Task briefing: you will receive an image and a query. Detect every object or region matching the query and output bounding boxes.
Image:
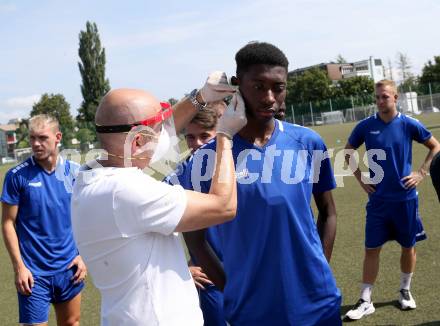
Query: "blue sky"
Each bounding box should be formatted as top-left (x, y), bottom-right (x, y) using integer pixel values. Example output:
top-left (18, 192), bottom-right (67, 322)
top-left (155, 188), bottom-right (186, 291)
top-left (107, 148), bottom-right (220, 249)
top-left (1, 0), bottom-right (439, 124)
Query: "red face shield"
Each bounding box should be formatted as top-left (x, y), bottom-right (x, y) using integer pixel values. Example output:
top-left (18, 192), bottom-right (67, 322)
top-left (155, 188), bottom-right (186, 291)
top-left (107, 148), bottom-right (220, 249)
top-left (95, 102), bottom-right (172, 133)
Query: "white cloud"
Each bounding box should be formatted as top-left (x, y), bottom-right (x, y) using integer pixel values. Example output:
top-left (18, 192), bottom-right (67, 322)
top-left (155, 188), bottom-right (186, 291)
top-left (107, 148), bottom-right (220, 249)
top-left (0, 107), bottom-right (31, 125)
top-left (4, 95), bottom-right (41, 109)
top-left (0, 95), bottom-right (41, 124)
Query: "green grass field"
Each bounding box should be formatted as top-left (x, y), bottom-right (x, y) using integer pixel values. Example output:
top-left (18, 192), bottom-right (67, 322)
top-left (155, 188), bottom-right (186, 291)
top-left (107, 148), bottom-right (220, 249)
top-left (1, 113), bottom-right (440, 325)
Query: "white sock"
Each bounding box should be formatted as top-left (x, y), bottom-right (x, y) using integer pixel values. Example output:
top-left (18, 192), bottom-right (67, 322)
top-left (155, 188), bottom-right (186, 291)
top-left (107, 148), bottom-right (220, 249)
top-left (400, 272), bottom-right (413, 290)
top-left (360, 283), bottom-right (373, 303)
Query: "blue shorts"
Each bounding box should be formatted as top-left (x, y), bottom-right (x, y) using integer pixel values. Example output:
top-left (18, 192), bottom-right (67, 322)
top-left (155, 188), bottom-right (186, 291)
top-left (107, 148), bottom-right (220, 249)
top-left (18, 267), bottom-right (85, 324)
top-left (365, 197), bottom-right (427, 249)
top-left (199, 284), bottom-right (226, 326)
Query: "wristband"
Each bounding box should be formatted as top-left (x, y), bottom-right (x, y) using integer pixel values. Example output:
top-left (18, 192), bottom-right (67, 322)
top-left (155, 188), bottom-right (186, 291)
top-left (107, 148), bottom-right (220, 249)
top-left (189, 89), bottom-right (207, 111)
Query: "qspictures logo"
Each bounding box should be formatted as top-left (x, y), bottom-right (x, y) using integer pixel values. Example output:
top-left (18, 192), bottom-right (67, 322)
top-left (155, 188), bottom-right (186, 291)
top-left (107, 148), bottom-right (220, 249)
top-left (57, 142), bottom-right (386, 192)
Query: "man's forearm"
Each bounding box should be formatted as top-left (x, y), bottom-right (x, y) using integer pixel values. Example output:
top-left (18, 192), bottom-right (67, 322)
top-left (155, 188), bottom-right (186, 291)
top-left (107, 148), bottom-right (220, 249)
top-left (353, 168), bottom-right (363, 182)
top-left (172, 96), bottom-right (200, 135)
top-left (182, 136), bottom-right (235, 279)
top-left (317, 213), bottom-right (337, 262)
top-left (208, 134), bottom-right (236, 218)
top-left (2, 221), bottom-right (25, 272)
top-left (344, 146), bottom-right (363, 182)
top-left (183, 230), bottom-right (226, 290)
top-left (419, 146), bottom-right (440, 176)
top-left (418, 137), bottom-right (440, 175)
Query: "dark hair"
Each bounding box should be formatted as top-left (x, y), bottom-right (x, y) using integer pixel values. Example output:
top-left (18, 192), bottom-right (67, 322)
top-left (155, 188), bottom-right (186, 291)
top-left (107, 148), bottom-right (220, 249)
top-left (235, 41), bottom-right (289, 77)
top-left (189, 105), bottom-right (218, 130)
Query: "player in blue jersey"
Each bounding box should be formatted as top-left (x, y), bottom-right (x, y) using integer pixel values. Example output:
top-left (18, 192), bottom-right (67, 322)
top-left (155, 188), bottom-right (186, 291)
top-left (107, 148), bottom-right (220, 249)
top-left (344, 80), bottom-right (440, 320)
top-left (1, 114), bottom-right (87, 325)
top-left (167, 105), bottom-right (227, 326)
top-left (181, 42), bottom-right (341, 325)
top-left (185, 106), bottom-right (218, 155)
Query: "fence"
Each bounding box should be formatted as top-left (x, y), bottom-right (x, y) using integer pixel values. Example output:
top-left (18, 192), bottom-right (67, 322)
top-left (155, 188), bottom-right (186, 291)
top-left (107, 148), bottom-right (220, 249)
top-left (14, 147), bottom-right (32, 162)
top-left (286, 91), bottom-right (440, 126)
top-left (417, 93), bottom-right (440, 112)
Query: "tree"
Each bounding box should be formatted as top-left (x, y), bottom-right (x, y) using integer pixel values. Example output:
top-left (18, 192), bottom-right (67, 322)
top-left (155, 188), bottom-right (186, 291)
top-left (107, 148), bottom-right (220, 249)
top-left (419, 56), bottom-right (440, 94)
top-left (335, 54), bottom-right (347, 64)
top-left (335, 76), bottom-right (375, 98)
top-left (286, 68), bottom-right (332, 104)
top-left (31, 94), bottom-right (75, 147)
top-left (387, 58), bottom-right (394, 81)
top-left (15, 119), bottom-right (30, 148)
top-left (395, 52), bottom-right (413, 84)
top-left (77, 21), bottom-right (110, 131)
top-left (75, 128), bottom-right (95, 152)
top-left (334, 76), bottom-right (375, 106)
top-left (399, 76), bottom-right (419, 93)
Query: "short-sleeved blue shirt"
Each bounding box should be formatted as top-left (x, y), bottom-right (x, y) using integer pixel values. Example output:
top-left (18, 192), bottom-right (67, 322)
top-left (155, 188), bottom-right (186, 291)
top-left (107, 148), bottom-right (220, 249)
top-left (181, 120), bottom-right (341, 325)
top-left (348, 113), bottom-right (432, 201)
top-left (1, 156), bottom-right (80, 276)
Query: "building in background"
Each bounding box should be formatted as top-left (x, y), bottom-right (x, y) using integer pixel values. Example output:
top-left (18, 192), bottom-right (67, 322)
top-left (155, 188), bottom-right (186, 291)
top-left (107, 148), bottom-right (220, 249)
top-left (341, 57), bottom-right (385, 82)
top-left (0, 130), bottom-right (8, 159)
top-left (0, 124), bottom-right (19, 159)
top-left (289, 63), bottom-right (344, 81)
top-left (0, 123), bottom-right (19, 164)
top-left (289, 56), bottom-right (385, 83)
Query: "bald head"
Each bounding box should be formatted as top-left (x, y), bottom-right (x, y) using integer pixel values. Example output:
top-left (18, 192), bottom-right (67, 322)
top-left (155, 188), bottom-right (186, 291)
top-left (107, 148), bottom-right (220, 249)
top-left (96, 89), bottom-right (162, 126)
top-left (95, 89), bottom-right (163, 157)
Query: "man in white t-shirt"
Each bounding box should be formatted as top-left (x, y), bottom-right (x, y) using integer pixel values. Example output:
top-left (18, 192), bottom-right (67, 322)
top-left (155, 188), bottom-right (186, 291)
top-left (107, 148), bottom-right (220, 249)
top-left (71, 73), bottom-right (246, 326)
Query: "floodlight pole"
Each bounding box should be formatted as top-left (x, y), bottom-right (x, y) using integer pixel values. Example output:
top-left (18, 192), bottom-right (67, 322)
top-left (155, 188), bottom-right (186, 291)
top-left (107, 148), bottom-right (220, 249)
top-left (309, 102), bottom-right (314, 126)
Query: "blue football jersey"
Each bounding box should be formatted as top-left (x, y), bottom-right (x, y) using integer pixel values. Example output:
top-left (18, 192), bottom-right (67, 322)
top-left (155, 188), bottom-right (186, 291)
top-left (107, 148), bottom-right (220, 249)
top-left (348, 113), bottom-right (432, 201)
top-left (1, 156), bottom-right (80, 275)
top-left (182, 120), bottom-right (341, 325)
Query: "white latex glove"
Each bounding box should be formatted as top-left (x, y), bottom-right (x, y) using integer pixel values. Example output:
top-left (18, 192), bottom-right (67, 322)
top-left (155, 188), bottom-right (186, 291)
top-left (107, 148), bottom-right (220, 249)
top-left (199, 71), bottom-right (237, 103)
top-left (216, 91), bottom-right (247, 139)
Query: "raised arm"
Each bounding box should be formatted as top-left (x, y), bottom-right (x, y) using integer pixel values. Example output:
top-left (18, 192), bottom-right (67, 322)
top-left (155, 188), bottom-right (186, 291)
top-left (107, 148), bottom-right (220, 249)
top-left (175, 92), bottom-right (246, 232)
top-left (172, 71), bottom-right (236, 134)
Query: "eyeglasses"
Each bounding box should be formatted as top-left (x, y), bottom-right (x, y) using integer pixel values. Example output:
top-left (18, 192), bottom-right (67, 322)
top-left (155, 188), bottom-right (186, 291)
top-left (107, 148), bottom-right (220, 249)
top-left (96, 102), bottom-right (172, 133)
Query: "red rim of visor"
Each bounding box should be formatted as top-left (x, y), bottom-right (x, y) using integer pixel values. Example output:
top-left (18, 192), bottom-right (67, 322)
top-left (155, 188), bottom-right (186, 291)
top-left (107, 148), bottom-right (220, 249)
top-left (95, 101), bottom-right (173, 133)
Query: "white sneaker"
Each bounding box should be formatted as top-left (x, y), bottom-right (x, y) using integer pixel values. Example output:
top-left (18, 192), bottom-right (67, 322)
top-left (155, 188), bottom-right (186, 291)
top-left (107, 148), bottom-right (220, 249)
top-left (399, 289), bottom-right (416, 310)
top-left (345, 299), bottom-right (375, 320)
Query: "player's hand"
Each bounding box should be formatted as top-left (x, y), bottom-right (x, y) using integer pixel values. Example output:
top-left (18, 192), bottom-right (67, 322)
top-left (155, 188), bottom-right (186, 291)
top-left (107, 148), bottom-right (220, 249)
top-left (356, 177), bottom-right (376, 194)
top-left (199, 71), bottom-right (237, 103)
top-left (216, 91), bottom-right (247, 139)
top-left (401, 171), bottom-right (424, 189)
top-left (15, 265), bottom-right (34, 296)
top-left (189, 266), bottom-right (213, 290)
top-left (211, 101), bottom-right (228, 117)
top-left (68, 255), bottom-right (87, 284)
top-left (360, 182), bottom-right (376, 194)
